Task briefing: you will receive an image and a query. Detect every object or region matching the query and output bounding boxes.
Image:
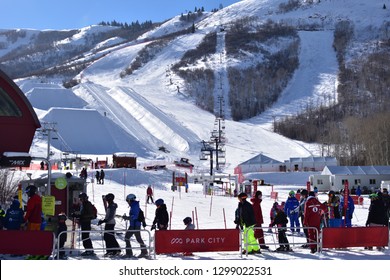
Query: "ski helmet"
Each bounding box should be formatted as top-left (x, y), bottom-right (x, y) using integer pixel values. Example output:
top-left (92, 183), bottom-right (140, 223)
top-left (328, 190), bottom-right (335, 196)
top-left (238, 192), bottom-right (248, 199)
top-left (25, 185), bottom-right (37, 194)
top-left (79, 192), bottom-right (88, 200)
top-left (183, 217), bottom-right (192, 225)
top-left (289, 190), bottom-right (295, 196)
top-left (105, 193), bottom-right (115, 201)
top-left (300, 189), bottom-right (308, 196)
top-left (58, 212), bottom-right (67, 221)
top-left (126, 194), bottom-right (136, 202)
top-left (155, 198), bottom-right (164, 206)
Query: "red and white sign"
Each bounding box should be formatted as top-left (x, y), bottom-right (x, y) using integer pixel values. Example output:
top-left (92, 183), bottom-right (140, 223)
top-left (155, 229), bottom-right (240, 254)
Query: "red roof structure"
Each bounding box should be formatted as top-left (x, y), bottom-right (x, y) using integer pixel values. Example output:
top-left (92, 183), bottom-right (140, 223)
top-left (0, 69), bottom-right (41, 157)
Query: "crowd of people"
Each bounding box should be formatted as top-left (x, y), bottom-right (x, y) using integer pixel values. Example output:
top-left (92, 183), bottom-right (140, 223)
top-left (234, 187), bottom-right (390, 254)
top-left (1, 181), bottom-right (389, 259)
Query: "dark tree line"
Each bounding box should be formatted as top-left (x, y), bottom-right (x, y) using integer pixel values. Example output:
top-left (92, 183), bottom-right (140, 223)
top-left (274, 20), bottom-right (390, 166)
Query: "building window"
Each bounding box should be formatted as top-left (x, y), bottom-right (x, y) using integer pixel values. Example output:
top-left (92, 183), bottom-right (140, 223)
top-left (317, 179), bottom-right (323, 185)
top-left (0, 87), bottom-right (22, 117)
top-left (354, 179), bottom-right (361, 185)
top-left (369, 179), bottom-right (376, 185)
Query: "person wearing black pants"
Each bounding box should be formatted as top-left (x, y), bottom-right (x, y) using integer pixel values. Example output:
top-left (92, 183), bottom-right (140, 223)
top-left (98, 193), bottom-right (121, 257)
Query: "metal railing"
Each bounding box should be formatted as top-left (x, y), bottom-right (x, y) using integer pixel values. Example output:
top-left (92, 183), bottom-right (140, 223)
top-left (56, 228), bottom-right (152, 260)
top-left (241, 226), bottom-right (319, 257)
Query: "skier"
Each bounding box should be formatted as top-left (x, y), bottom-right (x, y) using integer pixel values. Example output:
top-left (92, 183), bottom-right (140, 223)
top-left (284, 190), bottom-right (300, 234)
top-left (24, 185), bottom-right (42, 231)
top-left (270, 206), bottom-right (291, 252)
top-left (98, 193), bottom-right (121, 257)
top-left (365, 192), bottom-right (387, 250)
top-left (234, 192), bottom-right (260, 254)
top-left (151, 198), bottom-right (169, 230)
top-left (0, 206), bottom-right (5, 230)
top-left (303, 191), bottom-right (327, 253)
top-left (268, 202), bottom-right (279, 233)
top-left (183, 216), bottom-right (195, 230)
top-left (327, 190), bottom-right (342, 227)
top-left (122, 194), bottom-right (148, 258)
top-left (4, 199), bottom-right (24, 230)
top-left (250, 190), bottom-right (269, 249)
top-left (72, 192), bottom-right (95, 256)
top-left (99, 169), bottom-right (105, 184)
top-left (146, 185), bottom-right (154, 204)
top-left (183, 216), bottom-right (195, 256)
top-left (339, 189), bottom-right (355, 227)
top-left (56, 213), bottom-right (68, 259)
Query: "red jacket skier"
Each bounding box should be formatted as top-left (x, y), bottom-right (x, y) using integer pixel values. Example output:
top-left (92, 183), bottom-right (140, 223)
top-left (250, 191), bottom-right (269, 249)
top-left (24, 185), bottom-right (42, 231)
top-left (303, 191), bottom-right (327, 253)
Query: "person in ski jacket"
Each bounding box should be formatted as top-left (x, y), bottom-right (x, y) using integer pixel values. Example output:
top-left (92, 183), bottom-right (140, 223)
top-left (366, 193), bottom-right (387, 226)
top-left (250, 190), bottom-right (269, 249)
top-left (24, 185), bottom-right (42, 231)
top-left (284, 191), bottom-right (300, 233)
top-left (271, 206), bottom-right (290, 251)
top-left (151, 198), bottom-right (169, 230)
top-left (73, 192), bottom-right (95, 256)
top-left (365, 192), bottom-right (388, 250)
top-left (327, 190), bottom-right (342, 227)
top-left (339, 189), bottom-right (355, 227)
top-left (123, 194), bottom-right (148, 258)
top-left (56, 213), bottom-right (68, 259)
top-left (146, 185), bottom-right (154, 204)
top-left (95, 171), bottom-right (100, 184)
top-left (235, 192), bottom-right (260, 254)
top-left (303, 191), bottom-right (327, 253)
top-left (98, 193), bottom-right (121, 256)
top-left (99, 169), bottom-right (105, 184)
top-left (268, 202), bottom-right (279, 233)
top-left (4, 199), bottom-right (24, 230)
top-left (381, 188), bottom-right (390, 227)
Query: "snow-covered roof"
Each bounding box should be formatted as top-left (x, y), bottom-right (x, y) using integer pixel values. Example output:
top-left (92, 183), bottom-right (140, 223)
top-left (323, 166), bottom-right (390, 175)
top-left (239, 153), bottom-right (282, 166)
top-left (287, 156), bottom-right (337, 163)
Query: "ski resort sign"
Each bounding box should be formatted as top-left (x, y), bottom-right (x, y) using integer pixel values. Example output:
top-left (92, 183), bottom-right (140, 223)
top-left (154, 229), bottom-right (240, 254)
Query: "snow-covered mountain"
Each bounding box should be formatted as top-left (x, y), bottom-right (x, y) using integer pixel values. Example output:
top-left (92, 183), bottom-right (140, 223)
top-left (1, 0), bottom-right (388, 174)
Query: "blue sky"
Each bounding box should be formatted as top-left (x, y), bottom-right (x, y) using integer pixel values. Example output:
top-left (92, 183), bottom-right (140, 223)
top-left (1, 0), bottom-right (240, 30)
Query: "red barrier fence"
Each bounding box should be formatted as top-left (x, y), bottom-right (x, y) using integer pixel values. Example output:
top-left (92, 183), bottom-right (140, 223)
top-left (154, 229), bottom-right (240, 254)
top-left (322, 226), bottom-right (389, 249)
top-left (0, 230), bottom-right (55, 255)
top-left (350, 195), bottom-right (364, 205)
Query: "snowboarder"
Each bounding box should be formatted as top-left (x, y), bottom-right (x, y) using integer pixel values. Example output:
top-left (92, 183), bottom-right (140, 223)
top-left (98, 193), bottom-right (121, 257)
top-left (303, 191), bottom-right (327, 253)
top-left (151, 198), bottom-right (169, 230)
top-left (146, 185), bottom-right (154, 204)
top-left (284, 190), bottom-right (300, 234)
top-left (250, 190), bottom-right (269, 249)
top-left (122, 194), bottom-right (148, 258)
top-left (234, 192), bottom-right (260, 254)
